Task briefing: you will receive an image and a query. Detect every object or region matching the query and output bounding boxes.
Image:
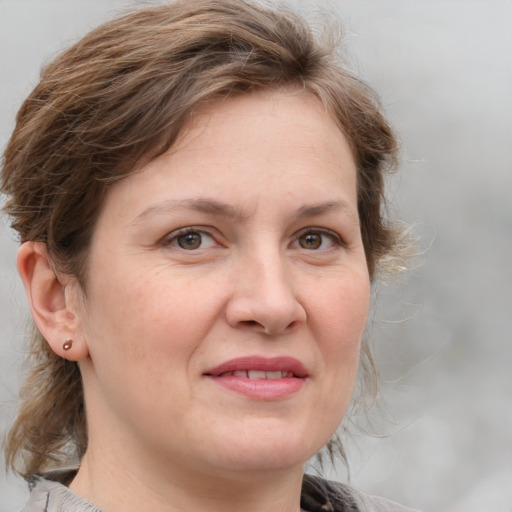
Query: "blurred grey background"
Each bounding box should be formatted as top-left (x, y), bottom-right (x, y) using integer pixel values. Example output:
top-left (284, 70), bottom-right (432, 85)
top-left (1, 1), bottom-right (511, 511)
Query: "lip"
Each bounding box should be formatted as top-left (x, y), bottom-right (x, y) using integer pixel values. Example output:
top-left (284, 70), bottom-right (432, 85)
top-left (205, 356), bottom-right (309, 378)
top-left (204, 356), bottom-right (309, 400)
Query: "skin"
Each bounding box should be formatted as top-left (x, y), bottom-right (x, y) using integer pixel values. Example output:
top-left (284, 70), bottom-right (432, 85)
top-left (18, 89), bottom-right (370, 512)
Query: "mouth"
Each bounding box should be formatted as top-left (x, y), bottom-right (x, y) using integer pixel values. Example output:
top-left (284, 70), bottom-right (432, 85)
top-left (215, 370), bottom-right (295, 379)
top-left (204, 356), bottom-right (309, 379)
top-left (204, 357), bottom-right (308, 400)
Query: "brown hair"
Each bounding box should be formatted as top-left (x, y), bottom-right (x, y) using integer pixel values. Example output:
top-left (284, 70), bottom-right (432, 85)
top-left (1, 0), bottom-right (406, 478)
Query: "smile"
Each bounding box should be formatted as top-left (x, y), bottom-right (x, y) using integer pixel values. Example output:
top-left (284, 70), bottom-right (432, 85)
top-left (218, 370), bottom-right (294, 379)
top-left (205, 356), bottom-right (309, 378)
top-left (205, 357), bottom-right (308, 400)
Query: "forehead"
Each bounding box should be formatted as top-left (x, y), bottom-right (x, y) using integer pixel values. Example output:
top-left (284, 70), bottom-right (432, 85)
top-left (175, 88), bottom-right (352, 162)
top-left (100, 89), bottom-right (358, 221)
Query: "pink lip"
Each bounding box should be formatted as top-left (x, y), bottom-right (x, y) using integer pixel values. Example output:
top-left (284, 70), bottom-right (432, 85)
top-left (205, 356), bottom-right (309, 377)
top-left (204, 356), bottom-right (309, 400)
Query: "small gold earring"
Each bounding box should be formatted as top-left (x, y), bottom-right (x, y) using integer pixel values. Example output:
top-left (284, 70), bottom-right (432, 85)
top-left (63, 339), bottom-right (73, 351)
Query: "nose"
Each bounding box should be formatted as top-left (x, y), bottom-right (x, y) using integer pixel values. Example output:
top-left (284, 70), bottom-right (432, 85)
top-left (225, 251), bottom-right (306, 335)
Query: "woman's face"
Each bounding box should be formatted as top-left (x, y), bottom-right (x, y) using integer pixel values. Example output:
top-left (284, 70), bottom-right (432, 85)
top-left (74, 89), bottom-right (370, 481)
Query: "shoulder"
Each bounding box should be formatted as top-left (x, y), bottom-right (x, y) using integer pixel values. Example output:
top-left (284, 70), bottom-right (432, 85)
top-left (20, 472), bottom-right (101, 512)
top-left (301, 474), bottom-right (422, 512)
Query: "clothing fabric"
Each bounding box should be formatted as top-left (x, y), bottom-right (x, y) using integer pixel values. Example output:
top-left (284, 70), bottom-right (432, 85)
top-left (21, 470), bottom-right (420, 512)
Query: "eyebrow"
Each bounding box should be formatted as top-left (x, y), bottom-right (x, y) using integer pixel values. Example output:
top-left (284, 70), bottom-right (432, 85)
top-left (131, 198), bottom-right (358, 225)
top-left (131, 198), bottom-right (246, 225)
top-left (296, 200), bottom-right (358, 222)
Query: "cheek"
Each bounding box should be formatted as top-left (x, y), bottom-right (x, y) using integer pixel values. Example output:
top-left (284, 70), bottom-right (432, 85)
top-left (78, 268), bottom-right (206, 415)
top-left (309, 272), bottom-right (370, 384)
top-left (311, 272), bottom-right (370, 343)
top-left (81, 264), bottom-right (222, 369)
top-left (302, 273), bottom-right (370, 441)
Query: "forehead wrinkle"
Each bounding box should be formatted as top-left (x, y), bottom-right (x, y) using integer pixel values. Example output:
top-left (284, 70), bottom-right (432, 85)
top-left (130, 198), bottom-right (248, 225)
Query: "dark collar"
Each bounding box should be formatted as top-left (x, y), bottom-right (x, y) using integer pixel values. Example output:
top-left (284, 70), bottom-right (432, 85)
top-left (301, 474), bottom-right (361, 512)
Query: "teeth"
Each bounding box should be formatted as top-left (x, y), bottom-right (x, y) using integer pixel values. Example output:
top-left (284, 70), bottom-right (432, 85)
top-left (246, 370), bottom-right (290, 379)
top-left (219, 370), bottom-right (293, 379)
top-left (248, 370), bottom-right (267, 380)
top-left (265, 371), bottom-right (283, 380)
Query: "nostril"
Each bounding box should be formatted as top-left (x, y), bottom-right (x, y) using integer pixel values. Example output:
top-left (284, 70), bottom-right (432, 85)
top-left (239, 319), bottom-right (297, 335)
top-left (226, 294), bottom-right (306, 335)
top-left (241, 320), bottom-right (261, 328)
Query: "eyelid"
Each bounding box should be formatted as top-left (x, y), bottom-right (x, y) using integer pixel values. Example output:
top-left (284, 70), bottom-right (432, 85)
top-left (160, 226), bottom-right (220, 249)
top-left (292, 227), bottom-right (346, 249)
top-left (158, 225), bottom-right (345, 250)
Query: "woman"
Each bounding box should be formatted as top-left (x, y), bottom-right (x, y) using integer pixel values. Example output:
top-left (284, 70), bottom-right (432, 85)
top-left (1, 1), bottom-right (416, 511)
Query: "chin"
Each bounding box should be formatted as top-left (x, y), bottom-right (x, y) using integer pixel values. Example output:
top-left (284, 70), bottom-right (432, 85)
top-left (200, 422), bottom-right (327, 476)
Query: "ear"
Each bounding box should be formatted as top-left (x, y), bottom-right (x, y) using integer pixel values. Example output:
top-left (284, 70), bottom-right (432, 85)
top-left (17, 241), bottom-right (89, 361)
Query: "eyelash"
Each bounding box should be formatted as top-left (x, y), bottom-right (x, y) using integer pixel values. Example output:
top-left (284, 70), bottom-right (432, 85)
top-left (161, 227), bottom-right (218, 250)
top-left (291, 228), bottom-right (345, 251)
top-left (161, 226), bottom-right (344, 253)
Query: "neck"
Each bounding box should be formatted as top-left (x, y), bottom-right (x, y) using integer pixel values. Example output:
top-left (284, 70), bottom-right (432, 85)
top-left (69, 447), bottom-right (306, 512)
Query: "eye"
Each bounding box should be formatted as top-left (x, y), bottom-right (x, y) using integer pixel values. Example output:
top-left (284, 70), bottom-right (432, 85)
top-left (164, 228), bottom-right (217, 251)
top-left (298, 233), bottom-right (323, 250)
top-left (293, 229), bottom-right (342, 251)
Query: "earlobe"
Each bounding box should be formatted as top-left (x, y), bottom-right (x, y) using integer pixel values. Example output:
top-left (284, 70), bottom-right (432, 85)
top-left (17, 242), bottom-right (89, 361)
